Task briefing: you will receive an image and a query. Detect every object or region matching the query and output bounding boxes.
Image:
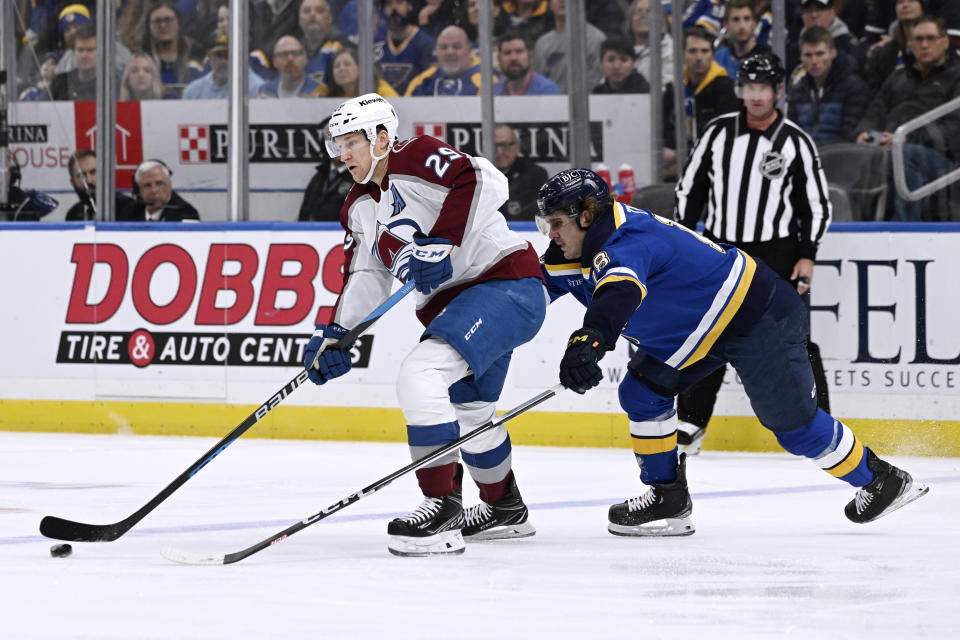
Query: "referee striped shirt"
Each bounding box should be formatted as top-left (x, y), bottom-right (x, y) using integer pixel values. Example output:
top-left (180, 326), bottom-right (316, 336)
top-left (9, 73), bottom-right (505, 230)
top-left (674, 109), bottom-right (831, 259)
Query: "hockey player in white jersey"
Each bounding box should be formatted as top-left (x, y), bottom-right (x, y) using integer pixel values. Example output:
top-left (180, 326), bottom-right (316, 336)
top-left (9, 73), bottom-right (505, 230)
top-left (303, 93), bottom-right (547, 556)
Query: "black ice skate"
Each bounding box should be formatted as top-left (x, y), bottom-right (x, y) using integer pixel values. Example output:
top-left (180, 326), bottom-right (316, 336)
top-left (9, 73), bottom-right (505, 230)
top-left (608, 453), bottom-right (695, 537)
top-left (845, 449), bottom-right (929, 524)
top-left (387, 465), bottom-right (465, 557)
top-left (463, 472), bottom-right (536, 541)
top-left (677, 421), bottom-right (706, 456)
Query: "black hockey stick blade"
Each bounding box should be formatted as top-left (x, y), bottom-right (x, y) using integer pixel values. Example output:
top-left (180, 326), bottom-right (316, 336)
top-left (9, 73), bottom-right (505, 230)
top-left (39, 282), bottom-right (416, 543)
top-left (161, 384), bottom-right (564, 565)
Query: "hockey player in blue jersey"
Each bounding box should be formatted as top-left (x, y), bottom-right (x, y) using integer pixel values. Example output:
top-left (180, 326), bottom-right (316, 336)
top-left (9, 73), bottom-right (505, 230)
top-left (537, 168), bottom-right (928, 536)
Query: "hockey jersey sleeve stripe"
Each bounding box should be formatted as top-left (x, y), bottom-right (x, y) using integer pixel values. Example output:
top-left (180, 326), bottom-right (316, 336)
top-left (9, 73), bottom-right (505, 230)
top-left (666, 250), bottom-right (756, 369)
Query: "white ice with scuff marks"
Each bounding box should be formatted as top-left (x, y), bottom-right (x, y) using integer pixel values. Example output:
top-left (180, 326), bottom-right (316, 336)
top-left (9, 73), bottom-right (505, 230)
top-left (0, 432), bottom-right (957, 639)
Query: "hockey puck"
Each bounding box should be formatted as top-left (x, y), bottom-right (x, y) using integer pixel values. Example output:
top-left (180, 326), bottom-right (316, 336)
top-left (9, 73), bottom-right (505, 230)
top-left (50, 543), bottom-right (72, 558)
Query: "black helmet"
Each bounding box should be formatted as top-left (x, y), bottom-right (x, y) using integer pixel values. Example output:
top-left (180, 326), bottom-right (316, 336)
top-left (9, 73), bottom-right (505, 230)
top-left (737, 52), bottom-right (785, 89)
top-left (536, 168), bottom-right (609, 233)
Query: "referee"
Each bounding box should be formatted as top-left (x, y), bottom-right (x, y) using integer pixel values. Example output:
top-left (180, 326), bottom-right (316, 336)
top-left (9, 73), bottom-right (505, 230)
top-left (673, 52), bottom-right (831, 453)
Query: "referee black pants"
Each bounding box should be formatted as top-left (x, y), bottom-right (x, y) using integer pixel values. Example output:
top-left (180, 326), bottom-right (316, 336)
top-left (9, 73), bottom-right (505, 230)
top-left (677, 236), bottom-right (831, 429)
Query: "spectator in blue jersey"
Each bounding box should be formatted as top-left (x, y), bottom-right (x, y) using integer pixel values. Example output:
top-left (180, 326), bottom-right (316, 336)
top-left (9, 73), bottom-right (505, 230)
top-left (141, 1), bottom-right (205, 99)
top-left (788, 27), bottom-right (868, 146)
top-left (665, 0), bottom-right (725, 34)
top-left (335, 0), bottom-right (388, 42)
top-left (714, 0), bottom-right (772, 79)
top-left (375, 0), bottom-right (436, 95)
top-left (296, 0), bottom-right (346, 87)
top-left (536, 167), bottom-right (927, 537)
top-left (534, 0), bottom-right (606, 93)
top-left (406, 25), bottom-right (495, 96)
top-left (257, 35), bottom-right (326, 98)
top-left (593, 36), bottom-right (650, 94)
top-left (863, 0), bottom-right (924, 91)
top-left (662, 26), bottom-right (739, 176)
top-left (494, 31), bottom-right (561, 95)
top-left (182, 30), bottom-right (266, 99)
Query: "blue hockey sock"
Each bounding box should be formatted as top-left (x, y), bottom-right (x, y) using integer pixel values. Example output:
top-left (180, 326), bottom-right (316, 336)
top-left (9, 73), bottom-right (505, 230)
top-left (775, 408), bottom-right (874, 487)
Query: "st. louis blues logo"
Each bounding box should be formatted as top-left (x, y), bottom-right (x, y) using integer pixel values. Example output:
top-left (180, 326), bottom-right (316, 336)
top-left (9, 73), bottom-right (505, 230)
top-left (390, 184), bottom-right (406, 217)
top-left (758, 150), bottom-right (786, 180)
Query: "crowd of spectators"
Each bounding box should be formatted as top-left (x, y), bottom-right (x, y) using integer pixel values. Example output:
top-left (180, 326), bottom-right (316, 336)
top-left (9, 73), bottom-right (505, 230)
top-left (8, 0), bottom-right (960, 221)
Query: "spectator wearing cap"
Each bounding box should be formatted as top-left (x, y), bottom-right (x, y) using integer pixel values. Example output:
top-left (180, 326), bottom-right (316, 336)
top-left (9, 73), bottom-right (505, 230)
top-left (375, 0), bottom-right (436, 95)
top-left (494, 31), bottom-right (561, 95)
top-left (52, 4), bottom-right (133, 79)
top-left (141, 0), bottom-right (205, 98)
top-left (788, 26), bottom-right (869, 146)
top-left (593, 36), bottom-right (650, 94)
top-left (787, 0), bottom-right (858, 73)
top-left (182, 30), bottom-right (266, 99)
top-left (19, 51), bottom-right (60, 101)
top-left (258, 35), bottom-right (326, 97)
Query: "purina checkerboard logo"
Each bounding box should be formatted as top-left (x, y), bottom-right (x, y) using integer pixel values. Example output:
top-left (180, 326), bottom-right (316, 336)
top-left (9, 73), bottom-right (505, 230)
top-left (414, 122), bottom-right (445, 138)
top-left (179, 125), bottom-right (210, 164)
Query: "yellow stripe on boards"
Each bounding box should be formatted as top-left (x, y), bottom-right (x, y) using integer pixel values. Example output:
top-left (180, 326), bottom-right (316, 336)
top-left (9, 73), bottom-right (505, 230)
top-left (1, 400), bottom-right (958, 457)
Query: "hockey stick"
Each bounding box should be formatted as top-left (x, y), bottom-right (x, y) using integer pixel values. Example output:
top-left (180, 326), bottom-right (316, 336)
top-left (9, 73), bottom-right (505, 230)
top-left (161, 383), bottom-right (564, 565)
top-left (39, 281), bottom-right (416, 543)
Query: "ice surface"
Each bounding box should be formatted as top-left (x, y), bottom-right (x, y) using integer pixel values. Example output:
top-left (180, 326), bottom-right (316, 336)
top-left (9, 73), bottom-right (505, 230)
top-left (1, 432), bottom-right (957, 639)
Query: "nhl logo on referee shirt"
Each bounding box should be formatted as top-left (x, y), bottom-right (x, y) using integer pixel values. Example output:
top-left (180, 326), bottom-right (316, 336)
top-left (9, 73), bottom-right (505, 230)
top-left (758, 150), bottom-right (786, 180)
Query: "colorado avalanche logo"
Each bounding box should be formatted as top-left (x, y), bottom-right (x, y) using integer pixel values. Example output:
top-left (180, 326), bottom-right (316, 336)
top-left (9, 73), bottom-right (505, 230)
top-left (758, 150), bottom-right (786, 180)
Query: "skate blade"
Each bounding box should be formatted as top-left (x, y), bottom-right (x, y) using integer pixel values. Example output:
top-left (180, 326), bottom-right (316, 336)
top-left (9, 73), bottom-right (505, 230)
top-left (608, 516), bottom-right (695, 537)
top-left (866, 480), bottom-right (930, 523)
top-left (464, 521), bottom-right (536, 541)
top-left (387, 530), bottom-right (465, 557)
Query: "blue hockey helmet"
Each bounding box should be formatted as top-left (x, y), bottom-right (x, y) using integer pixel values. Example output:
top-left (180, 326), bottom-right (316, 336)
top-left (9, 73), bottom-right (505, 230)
top-left (536, 168), bottom-right (610, 234)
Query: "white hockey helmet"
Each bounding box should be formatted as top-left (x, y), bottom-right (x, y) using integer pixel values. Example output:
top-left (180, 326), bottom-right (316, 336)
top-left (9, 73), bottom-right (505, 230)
top-left (325, 93), bottom-right (399, 182)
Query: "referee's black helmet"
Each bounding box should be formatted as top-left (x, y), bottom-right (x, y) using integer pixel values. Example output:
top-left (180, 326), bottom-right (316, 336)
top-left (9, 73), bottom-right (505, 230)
top-left (737, 52), bottom-right (786, 89)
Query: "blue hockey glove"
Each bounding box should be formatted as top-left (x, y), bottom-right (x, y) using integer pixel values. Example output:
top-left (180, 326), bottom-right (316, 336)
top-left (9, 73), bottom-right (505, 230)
top-left (559, 327), bottom-right (609, 394)
top-left (407, 232), bottom-right (454, 295)
top-left (303, 323), bottom-right (354, 386)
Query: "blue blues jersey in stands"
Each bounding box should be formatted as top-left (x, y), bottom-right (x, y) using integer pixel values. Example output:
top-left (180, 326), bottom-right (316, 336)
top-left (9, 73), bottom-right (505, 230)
top-left (541, 202), bottom-right (777, 369)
